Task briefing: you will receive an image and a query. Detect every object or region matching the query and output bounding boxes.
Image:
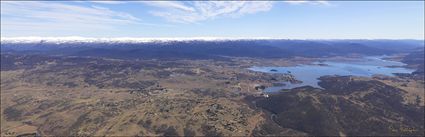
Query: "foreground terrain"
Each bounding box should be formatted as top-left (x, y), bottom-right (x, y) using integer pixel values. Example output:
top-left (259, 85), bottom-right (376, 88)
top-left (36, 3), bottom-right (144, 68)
top-left (1, 39), bottom-right (424, 136)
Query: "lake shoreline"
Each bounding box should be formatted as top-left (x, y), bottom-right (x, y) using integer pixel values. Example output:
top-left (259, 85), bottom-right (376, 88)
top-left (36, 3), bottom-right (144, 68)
top-left (248, 56), bottom-right (415, 92)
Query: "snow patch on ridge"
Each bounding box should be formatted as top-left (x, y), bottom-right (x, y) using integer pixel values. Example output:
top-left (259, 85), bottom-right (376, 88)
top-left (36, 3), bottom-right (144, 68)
top-left (1, 36), bottom-right (280, 44)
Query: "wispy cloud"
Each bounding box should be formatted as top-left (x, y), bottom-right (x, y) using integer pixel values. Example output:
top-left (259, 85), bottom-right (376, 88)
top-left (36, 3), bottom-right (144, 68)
top-left (143, 1), bottom-right (274, 23)
top-left (142, 1), bottom-right (195, 12)
top-left (284, 0), bottom-right (330, 6)
top-left (0, 1), bottom-right (141, 36)
top-left (90, 1), bottom-right (127, 4)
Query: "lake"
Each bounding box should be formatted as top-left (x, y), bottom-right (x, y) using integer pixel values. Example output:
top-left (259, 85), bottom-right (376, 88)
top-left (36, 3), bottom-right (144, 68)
top-left (248, 56), bottom-right (415, 92)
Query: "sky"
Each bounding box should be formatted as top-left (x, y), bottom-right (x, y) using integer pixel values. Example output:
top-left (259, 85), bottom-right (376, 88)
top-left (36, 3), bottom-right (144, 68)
top-left (1, 1), bottom-right (424, 39)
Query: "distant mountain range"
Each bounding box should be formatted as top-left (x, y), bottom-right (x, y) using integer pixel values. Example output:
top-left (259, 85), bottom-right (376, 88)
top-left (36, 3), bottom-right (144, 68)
top-left (1, 37), bottom-right (283, 43)
top-left (2, 37), bottom-right (424, 44)
top-left (1, 38), bottom-right (423, 60)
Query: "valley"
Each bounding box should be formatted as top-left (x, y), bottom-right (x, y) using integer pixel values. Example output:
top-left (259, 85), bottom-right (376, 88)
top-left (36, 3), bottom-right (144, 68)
top-left (0, 39), bottom-right (424, 136)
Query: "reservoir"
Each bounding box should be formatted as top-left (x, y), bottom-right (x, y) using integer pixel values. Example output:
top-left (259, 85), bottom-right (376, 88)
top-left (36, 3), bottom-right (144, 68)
top-left (248, 56), bottom-right (415, 92)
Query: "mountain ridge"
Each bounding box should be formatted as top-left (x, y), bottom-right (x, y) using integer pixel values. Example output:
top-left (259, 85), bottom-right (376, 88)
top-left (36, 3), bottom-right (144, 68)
top-left (2, 37), bottom-right (424, 44)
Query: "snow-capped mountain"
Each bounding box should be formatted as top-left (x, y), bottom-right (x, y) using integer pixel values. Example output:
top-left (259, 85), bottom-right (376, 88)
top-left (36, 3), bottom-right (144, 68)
top-left (1, 36), bottom-right (277, 44)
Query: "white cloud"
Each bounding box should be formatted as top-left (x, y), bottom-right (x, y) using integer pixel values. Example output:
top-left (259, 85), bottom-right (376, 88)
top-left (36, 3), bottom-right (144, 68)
top-left (284, 0), bottom-right (330, 5)
top-left (1, 1), bottom-right (141, 36)
top-left (90, 1), bottom-right (127, 4)
top-left (143, 1), bottom-right (274, 23)
top-left (142, 1), bottom-right (195, 12)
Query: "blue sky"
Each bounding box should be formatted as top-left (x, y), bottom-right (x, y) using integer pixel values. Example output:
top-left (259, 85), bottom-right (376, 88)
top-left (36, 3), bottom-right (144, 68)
top-left (1, 1), bottom-right (424, 39)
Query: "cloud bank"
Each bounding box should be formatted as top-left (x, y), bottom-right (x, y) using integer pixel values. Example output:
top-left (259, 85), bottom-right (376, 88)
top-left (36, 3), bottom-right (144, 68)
top-left (0, 1), bottom-right (141, 36)
top-left (0, 1), bottom-right (332, 37)
top-left (144, 1), bottom-right (274, 23)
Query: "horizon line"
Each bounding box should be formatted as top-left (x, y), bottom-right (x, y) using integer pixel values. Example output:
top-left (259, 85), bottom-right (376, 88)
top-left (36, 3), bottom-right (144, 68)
top-left (1, 36), bottom-right (424, 41)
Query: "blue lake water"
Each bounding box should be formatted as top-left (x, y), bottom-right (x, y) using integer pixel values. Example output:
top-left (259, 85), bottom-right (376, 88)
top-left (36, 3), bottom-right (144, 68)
top-left (248, 56), bottom-right (415, 92)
